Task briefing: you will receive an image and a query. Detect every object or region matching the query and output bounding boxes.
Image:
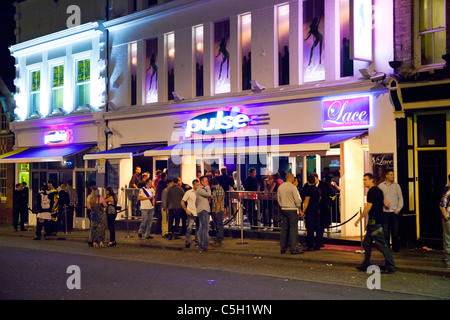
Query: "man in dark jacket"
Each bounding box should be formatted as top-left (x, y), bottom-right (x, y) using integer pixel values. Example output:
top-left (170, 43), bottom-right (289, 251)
top-left (312, 173), bottom-right (335, 249)
top-left (166, 177), bottom-right (185, 240)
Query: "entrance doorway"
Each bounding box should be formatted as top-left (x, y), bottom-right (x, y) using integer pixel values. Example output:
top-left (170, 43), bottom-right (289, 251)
top-left (418, 150), bottom-right (447, 239)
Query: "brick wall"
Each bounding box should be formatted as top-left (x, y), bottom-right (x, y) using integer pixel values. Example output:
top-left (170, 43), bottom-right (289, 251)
top-left (393, 0), bottom-right (414, 65)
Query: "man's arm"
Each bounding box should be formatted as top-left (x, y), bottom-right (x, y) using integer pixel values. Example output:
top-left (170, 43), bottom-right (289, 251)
top-left (303, 197), bottom-right (310, 213)
top-left (197, 186), bottom-right (211, 198)
top-left (355, 203), bottom-right (372, 227)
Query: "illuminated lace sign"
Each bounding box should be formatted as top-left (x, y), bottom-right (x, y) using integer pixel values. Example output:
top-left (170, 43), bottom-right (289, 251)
top-left (323, 96), bottom-right (371, 130)
top-left (44, 130), bottom-right (73, 145)
top-left (185, 110), bottom-right (251, 137)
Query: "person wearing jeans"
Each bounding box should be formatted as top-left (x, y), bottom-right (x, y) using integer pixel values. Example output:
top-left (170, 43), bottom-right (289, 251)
top-left (138, 180), bottom-right (155, 239)
top-left (196, 176), bottom-right (211, 252)
top-left (181, 179), bottom-right (199, 248)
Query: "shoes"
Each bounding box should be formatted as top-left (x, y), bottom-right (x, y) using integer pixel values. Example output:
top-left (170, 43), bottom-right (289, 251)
top-left (107, 241), bottom-right (117, 247)
top-left (145, 235), bottom-right (153, 239)
top-left (185, 243), bottom-right (191, 248)
top-left (381, 268), bottom-right (396, 274)
top-left (32, 236), bottom-right (41, 240)
top-left (290, 250), bottom-right (304, 255)
top-left (280, 249), bottom-right (286, 254)
top-left (138, 233), bottom-right (142, 238)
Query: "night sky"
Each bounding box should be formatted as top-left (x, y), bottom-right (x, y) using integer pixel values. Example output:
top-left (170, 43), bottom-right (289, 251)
top-left (0, 0), bottom-right (18, 93)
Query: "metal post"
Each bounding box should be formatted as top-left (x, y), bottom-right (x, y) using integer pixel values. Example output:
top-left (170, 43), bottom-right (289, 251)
top-left (236, 154), bottom-right (247, 245)
top-left (64, 204), bottom-right (67, 234)
top-left (124, 187), bottom-right (133, 238)
top-left (355, 207), bottom-right (364, 254)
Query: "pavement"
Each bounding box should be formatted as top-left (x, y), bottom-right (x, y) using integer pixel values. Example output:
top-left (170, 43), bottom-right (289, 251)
top-left (1, 225), bottom-right (449, 278)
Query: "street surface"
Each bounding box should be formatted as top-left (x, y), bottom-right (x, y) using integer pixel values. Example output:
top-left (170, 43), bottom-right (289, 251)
top-left (0, 235), bottom-right (448, 301)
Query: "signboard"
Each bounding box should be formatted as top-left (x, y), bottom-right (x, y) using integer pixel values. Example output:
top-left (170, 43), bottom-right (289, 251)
top-left (44, 129), bottom-right (73, 145)
top-left (185, 110), bottom-right (251, 137)
top-left (371, 153), bottom-right (393, 185)
top-left (322, 95), bottom-right (371, 130)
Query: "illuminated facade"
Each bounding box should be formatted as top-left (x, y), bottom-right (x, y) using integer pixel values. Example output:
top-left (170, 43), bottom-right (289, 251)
top-left (5, 0), bottom-right (403, 239)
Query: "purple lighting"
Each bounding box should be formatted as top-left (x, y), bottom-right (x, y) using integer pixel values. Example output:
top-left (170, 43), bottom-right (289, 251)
top-left (323, 95), bottom-right (371, 130)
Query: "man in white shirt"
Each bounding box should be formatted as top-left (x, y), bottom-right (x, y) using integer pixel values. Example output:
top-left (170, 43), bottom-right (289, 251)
top-left (138, 180), bottom-right (155, 239)
top-left (378, 170), bottom-right (404, 252)
top-left (277, 173), bottom-right (303, 254)
top-left (181, 179), bottom-right (199, 248)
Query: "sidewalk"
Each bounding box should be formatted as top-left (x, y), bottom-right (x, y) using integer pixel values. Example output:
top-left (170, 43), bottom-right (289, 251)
top-left (1, 226), bottom-right (449, 277)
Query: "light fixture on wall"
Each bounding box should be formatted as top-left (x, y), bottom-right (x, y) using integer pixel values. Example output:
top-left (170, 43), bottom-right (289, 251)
top-left (35, 110), bottom-right (43, 117)
top-left (107, 102), bottom-right (117, 111)
top-left (58, 107), bottom-right (67, 115)
top-left (172, 91), bottom-right (184, 103)
top-left (250, 80), bottom-right (265, 93)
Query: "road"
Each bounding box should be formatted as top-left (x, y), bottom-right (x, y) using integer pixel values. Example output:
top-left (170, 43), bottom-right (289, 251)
top-left (0, 235), bottom-right (448, 303)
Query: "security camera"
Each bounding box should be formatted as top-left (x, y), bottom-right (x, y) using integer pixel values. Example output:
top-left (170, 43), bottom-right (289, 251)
top-left (250, 80), bottom-right (265, 93)
top-left (370, 72), bottom-right (386, 82)
top-left (104, 126), bottom-right (113, 135)
top-left (172, 91), bottom-right (185, 103)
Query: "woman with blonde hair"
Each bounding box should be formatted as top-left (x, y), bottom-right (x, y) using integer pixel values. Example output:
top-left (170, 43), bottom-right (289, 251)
top-left (87, 186), bottom-right (107, 248)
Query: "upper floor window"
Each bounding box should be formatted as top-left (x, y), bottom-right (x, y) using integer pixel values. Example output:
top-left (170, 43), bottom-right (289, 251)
top-left (76, 59), bottom-right (90, 109)
top-left (419, 0), bottom-right (446, 65)
top-left (29, 69), bottom-right (41, 116)
top-left (51, 65), bottom-right (64, 113)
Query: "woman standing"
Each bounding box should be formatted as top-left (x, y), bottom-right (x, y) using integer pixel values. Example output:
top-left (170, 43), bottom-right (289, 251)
top-left (105, 187), bottom-right (118, 247)
top-left (87, 186), bottom-right (107, 248)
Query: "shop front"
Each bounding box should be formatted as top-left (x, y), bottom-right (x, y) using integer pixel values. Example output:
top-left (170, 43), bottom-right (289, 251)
top-left (103, 85), bottom-right (396, 238)
top-left (0, 117), bottom-right (101, 230)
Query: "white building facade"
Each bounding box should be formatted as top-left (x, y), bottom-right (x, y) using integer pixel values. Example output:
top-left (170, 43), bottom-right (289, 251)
top-left (5, 0), bottom-right (397, 237)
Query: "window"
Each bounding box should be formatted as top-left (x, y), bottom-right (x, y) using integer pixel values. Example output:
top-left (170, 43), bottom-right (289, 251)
top-left (240, 14), bottom-right (251, 91)
top-left (76, 59), bottom-right (90, 109)
top-left (194, 25), bottom-right (204, 97)
top-left (277, 4), bottom-right (289, 86)
top-left (145, 38), bottom-right (158, 103)
top-left (30, 69), bottom-right (40, 116)
top-left (303, 0), bottom-right (325, 82)
top-left (419, 0), bottom-right (446, 65)
top-left (166, 33), bottom-right (175, 101)
top-left (130, 42), bottom-right (137, 105)
top-left (51, 65), bottom-right (64, 112)
top-left (214, 19), bottom-right (230, 94)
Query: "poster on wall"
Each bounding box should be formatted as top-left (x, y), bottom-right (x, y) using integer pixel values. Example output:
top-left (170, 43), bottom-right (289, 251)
top-left (303, 0), bottom-right (325, 82)
top-left (350, 0), bottom-right (373, 61)
top-left (214, 19), bottom-right (230, 94)
top-left (145, 38), bottom-right (158, 103)
top-left (371, 153), bottom-right (393, 185)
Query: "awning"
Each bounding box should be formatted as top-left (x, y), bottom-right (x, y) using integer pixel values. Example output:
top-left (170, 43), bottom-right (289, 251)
top-left (0, 144), bottom-right (94, 163)
top-left (83, 143), bottom-right (167, 160)
top-left (144, 130), bottom-right (367, 157)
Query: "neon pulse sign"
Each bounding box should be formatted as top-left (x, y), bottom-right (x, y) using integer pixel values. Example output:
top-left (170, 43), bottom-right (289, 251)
top-left (185, 109), bottom-right (251, 137)
top-left (322, 95), bottom-right (371, 130)
top-left (44, 129), bottom-right (73, 145)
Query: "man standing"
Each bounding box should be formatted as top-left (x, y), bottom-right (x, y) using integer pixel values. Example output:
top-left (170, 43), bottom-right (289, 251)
top-left (312, 172), bottom-right (335, 250)
top-left (47, 181), bottom-right (59, 237)
top-left (161, 179), bottom-right (173, 238)
top-left (181, 179), bottom-right (199, 248)
top-left (439, 174), bottom-right (450, 269)
top-left (196, 176), bottom-right (211, 252)
top-left (243, 167), bottom-right (258, 228)
top-left (155, 172), bottom-right (168, 235)
top-left (66, 180), bottom-right (78, 231)
top-left (210, 178), bottom-right (225, 246)
top-left (13, 183), bottom-right (27, 232)
top-left (217, 166), bottom-right (234, 220)
top-left (58, 183), bottom-right (70, 233)
top-left (355, 173), bottom-right (396, 274)
top-left (378, 170), bottom-right (404, 252)
top-left (302, 174), bottom-right (322, 251)
top-left (166, 177), bottom-right (185, 240)
top-left (129, 166), bottom-right (142, 217)
top-left (138, 179), bottom-right (155, 239)
top-left (277, 173), bottom-right (303, 254)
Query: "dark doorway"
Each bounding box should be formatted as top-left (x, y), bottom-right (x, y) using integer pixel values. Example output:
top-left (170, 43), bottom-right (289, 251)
top-left (418, 150), bottom-right (447, 240)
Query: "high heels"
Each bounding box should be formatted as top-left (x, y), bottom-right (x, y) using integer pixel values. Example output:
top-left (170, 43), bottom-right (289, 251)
top-left (107, 241), bottom-right (117, 247)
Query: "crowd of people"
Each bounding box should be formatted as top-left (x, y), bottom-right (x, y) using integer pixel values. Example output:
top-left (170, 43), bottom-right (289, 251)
top-left (11, 161), bottom-right (450, 270)
top-left (31, 180), bottom-right (78, 241)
